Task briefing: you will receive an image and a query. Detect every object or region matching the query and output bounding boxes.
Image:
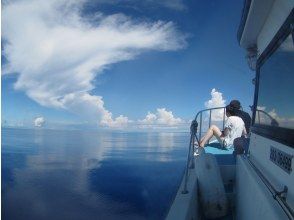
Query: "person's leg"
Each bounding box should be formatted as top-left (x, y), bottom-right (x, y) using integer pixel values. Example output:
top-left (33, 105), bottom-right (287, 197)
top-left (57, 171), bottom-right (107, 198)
top-left (200, 125), bottom-right (222, 147)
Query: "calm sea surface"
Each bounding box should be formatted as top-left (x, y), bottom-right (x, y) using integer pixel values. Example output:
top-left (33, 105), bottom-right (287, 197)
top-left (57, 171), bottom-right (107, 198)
top-left (2, 128), bottom-right (189, 220)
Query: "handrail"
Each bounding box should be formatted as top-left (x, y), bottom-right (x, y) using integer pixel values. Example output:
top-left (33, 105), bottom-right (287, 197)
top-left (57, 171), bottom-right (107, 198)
top-left (246, 156), bottom-right (294, 220)
top-left (194, 107), bottom-right (226, 142)
top-left (181, 106), bottom-right (226, 194)
top-left (181, 123), bottom-right (196, 194)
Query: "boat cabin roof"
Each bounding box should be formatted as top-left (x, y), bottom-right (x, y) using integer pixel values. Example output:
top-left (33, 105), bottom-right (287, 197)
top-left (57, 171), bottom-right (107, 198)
top-left (238, 0), bottom-right (294, 56)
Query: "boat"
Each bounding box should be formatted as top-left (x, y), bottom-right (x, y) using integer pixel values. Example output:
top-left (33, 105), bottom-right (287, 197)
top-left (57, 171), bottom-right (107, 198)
top-left (166, 1), bottom-right (294, 219)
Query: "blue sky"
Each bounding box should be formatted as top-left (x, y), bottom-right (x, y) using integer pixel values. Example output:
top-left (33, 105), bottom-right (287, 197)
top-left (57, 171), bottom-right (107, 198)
top-left (2, 0), bottom-right (255, 130)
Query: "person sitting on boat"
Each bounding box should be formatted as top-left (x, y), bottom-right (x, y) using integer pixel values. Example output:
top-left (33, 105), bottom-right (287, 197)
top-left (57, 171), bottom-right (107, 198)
top-left (228, 100), bottom-right (252, 154)
top-left (199, 105), bottom-right (247, 148)
top-left (229, 100), bottom-right (251, 134)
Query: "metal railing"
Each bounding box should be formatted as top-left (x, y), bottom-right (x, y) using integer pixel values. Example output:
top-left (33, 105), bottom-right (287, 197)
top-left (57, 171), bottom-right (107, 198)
top-left (256, 109), bottom-right (279, 126)
top-left (246, 156), bottom-right (294, 220)
top-left (194, 107), bottom-right (226, 142)
top-left (182, 107), bottom-right (226, 194)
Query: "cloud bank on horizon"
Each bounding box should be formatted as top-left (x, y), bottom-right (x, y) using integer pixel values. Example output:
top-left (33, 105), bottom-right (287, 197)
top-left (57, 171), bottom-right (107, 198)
top-left (2, 0), bottom-right (187, 128)
top-left (34, 117), bottom-right (45, 127)
top-left (139, 108), bottom-right (183, 129)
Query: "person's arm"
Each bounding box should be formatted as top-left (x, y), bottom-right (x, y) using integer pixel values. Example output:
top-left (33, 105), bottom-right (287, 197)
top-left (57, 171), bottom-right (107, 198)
top-left (222, 127), bottom-right (230, 137)
top-left (222, 117), bottom-right (232, 137)
top-left (242, 125), bottom-right (247, 137)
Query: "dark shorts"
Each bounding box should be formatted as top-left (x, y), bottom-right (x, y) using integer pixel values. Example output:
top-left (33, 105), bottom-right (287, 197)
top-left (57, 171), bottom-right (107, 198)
top-left (233, 136), bottom-right (249, 155)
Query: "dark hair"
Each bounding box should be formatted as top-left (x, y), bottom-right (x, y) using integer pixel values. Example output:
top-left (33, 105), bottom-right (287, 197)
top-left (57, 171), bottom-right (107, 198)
top-left (226, 104), bottom-right (235, 116)
top-left (229, 100), bottom-right (241, 110)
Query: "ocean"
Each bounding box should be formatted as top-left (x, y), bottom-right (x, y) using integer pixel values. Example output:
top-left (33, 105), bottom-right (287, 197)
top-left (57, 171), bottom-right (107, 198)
top-left (2, 128), bottom-right (189, 220)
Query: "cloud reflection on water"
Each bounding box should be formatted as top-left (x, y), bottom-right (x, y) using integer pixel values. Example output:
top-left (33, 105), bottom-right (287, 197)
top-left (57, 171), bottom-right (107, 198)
top-left (2, 128), bottom-right (188, 220)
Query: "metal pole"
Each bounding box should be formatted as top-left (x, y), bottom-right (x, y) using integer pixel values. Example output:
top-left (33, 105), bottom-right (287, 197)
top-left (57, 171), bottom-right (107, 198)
top-left (191, 134), bottom-right (195, 169)
top-left (199, 112), bottom-right (202, 141)
top-left (223, 108), bottom-right (226, 130)
top-left (182, 133), bottom-right (193, 194)
top-left (209, 109), bottom-right (212, 128)
top-left (208, 110), bottom-right (212, 144)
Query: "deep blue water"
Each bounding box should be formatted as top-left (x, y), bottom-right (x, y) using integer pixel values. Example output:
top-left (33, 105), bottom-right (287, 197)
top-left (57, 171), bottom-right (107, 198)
top-left (2, 128), bottom-right (189, 220)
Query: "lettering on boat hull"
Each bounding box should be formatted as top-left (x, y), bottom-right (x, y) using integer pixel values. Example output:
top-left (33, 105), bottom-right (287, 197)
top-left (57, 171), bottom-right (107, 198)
top-left (270, 146), bottom-right (293, 174)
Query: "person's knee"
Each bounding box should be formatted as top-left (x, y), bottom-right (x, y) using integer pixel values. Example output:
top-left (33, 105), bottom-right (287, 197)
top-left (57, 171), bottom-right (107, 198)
top-left (209, 125), bottom-right (218, 131)
top-left (210, 125), bottom-right (222, 137)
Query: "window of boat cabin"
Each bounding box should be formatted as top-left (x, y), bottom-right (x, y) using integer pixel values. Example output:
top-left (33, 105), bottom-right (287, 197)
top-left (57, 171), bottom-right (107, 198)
top-left (255, 33), bottom-right (294, 129)
top-left (252, 18), bottom-right (294, 147)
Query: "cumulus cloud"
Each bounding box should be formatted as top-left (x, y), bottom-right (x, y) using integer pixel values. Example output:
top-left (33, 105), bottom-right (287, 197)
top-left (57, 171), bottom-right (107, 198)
top-left (61, 93), bottom-right (130, 128)
top-left (204, 88), bottom-right (226, 121)
top-left (156, 108), bottom-right (182, 125)
top-left (140, 112), bottom-right (157, 125)
top-left (2, 0), bottom-right (186, 128)
top-left (34, 117), bottom-right (45, 127)
top-left (139, 108), bottom-right (183, 128)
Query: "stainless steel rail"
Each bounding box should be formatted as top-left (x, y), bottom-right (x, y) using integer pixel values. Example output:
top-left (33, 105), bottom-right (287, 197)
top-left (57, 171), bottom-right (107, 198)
top-left (181, 107), bottom-right (226, 194)
top-left (246, 156), bottom-right (294, 220)
top-left (195, 107), bottom-right (226, 141)
top-left (256, 109), bottom-right (279, 126)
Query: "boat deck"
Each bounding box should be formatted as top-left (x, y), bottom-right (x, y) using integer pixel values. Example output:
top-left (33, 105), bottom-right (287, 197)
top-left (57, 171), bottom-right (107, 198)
top-left (202, 142), bottom-right (236, 165)
top-left (198, 142), bottom-right (236, 220)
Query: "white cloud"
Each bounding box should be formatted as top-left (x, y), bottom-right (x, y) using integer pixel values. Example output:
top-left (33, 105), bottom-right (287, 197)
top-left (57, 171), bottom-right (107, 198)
top-left (60, 92), bottom-right (130, 128)
top-left (140, 112), bottom-right (157, 125)
top-left (2, 0), bottom-right (186, 128)
top-left (256, 106), bottom-right (294, 127)
top-left (139, 108), bottom-right (183, 128)
top-left (204, 88), bottom-right (226, 121)
top-left (257, 106), bottom-right (266, 111)
top-left (102, 115), bottom-right (130, 128)
top-left (34, 117), bottom-right (45, 127)
top-left (157, 108), bottom-right (182, 125)
top-left (268, 109), bottom-right (278, 119)
top-left (205, 88), bottom-right (226, 109)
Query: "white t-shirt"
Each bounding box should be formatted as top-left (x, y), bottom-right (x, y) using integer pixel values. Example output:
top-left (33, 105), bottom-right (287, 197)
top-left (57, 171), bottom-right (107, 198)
top-left (223, 116), bottom-right (245, 147)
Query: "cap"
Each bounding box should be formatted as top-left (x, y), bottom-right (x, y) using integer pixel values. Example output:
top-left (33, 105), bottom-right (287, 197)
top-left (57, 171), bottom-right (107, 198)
top-left (230, 100), bottom-right (241, 110)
